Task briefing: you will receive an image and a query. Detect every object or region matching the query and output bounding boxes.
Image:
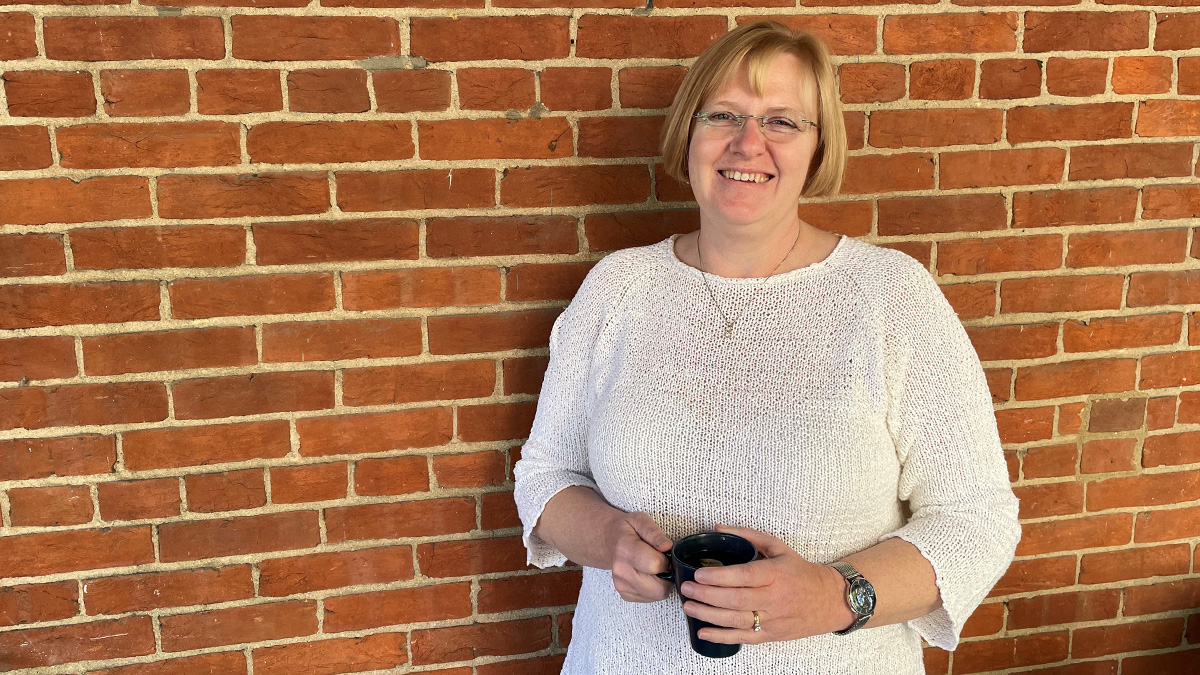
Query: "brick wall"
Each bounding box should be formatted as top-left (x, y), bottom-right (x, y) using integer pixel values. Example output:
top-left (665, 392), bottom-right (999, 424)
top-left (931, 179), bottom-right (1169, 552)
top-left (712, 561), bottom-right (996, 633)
top-left (0, 0), bottom-right (1197, 672)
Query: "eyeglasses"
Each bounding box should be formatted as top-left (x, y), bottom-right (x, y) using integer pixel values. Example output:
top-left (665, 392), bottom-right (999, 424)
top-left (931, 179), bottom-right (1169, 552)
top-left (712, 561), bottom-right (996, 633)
top-left (693, 111), bottom-right (818, 141)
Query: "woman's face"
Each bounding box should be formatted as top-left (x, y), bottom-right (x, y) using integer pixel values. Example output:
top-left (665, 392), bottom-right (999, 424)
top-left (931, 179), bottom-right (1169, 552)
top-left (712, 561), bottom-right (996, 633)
top-left (687, 53), bottom-right (821, 232)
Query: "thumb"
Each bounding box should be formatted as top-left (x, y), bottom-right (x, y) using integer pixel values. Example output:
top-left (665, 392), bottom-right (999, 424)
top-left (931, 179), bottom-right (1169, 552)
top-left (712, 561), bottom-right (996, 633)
top-left (630, 513), bottom-right (674, 552)
top-left (715, 523), bottom-right (792, 558)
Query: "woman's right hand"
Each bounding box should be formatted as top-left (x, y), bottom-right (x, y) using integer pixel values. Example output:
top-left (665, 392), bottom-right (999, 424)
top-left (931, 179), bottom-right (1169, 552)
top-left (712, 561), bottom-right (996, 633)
top-left (608, 511), bottom-right (674, 603)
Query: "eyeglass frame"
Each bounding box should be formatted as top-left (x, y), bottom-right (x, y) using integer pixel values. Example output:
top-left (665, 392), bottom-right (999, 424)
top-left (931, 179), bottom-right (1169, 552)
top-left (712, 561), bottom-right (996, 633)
top-left (692, 111), bottom-right (819, 136)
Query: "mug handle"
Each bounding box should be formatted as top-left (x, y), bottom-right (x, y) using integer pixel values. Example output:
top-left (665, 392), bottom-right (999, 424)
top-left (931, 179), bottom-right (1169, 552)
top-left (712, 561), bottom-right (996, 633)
top-left (656, 554), bottom-right (674, 582)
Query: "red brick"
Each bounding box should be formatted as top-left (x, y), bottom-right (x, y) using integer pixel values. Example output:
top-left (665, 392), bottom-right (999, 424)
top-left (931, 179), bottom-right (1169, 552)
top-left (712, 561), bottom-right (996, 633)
top-left (0, 281), bottom-right (159, 330)
top-left (502, 164), bottom-right (650, 207)
top-left (1072, 618), bottom-right (1184, 658)
top-left (269, 463), bottom-right (346, 504)
top-left (122, 421), bottom-right (291, 471)
top-left (840, 62), bottom-right (904, 103)
top-left (0, 616), bottom-right (154, 670)
top-left (870, 109), bottom-right (1001, 148)
top-left (507, 263), bottom-right (593, 302)
top-left (1181, 57), bottom-right (1200, 95)
top-left (1089, 397), bottom-right (1148, 432)
top-left (1155, 13), bottom-right (1200, 50)
top-left (0, 176), bottom-right (150, 226)
top-left (342, 267), bottom-right (499, 310)
top-left (169, 273), bottom-right (334, 319)
top-left (197, 69), bottom-right (282, 115)
top-left (1070, 143), bottom-right (1193, 180)
top-left (1124, 578), bottom-right (1200, 616)
top-left (427, 215), bottom-right (576, 258)
top-left (479, 570), bottom-right (582, 614)
top-left (253, 633), bottom-right (407, 675)
top-left (1013, 187), bottom-right (1138, 229)
top-left (903, 59), bottom-right (974, 100)
top-left (0, 527), bottom-right (153, 578)
top-left (1149, 395), bottom-right (1178, 429)
top-left (173, 370), bottom-right (333, 420)
top-left (1129, 270), bottom-right (1200, 307)
top-left (1112, 56), bottom-right (1172, 94)
top-left (98, 478), bottom-right (181, 521)
top-left (263, 318), bottom-right (422, 362)
top-left (941, 282), bottom-right (995, 319)
top-left (337, 168), bottom-right (494, 211)
top-left (44, 17), bottom-right (224, 60)
top-left (253, 218), bottom-right (415, 265)
top-left (433, 451), bottom-right (506, 488)
top-left (1014, 481), bottom-right (1083, 519)
top-left (1008, 590), bottom-right (1120, 630)
top-left (737, 15), bottom-right (877, 55)
top-left (159, 511), bottom-right (320, 563)
top-left (83, 566), bottom-right (253, 615)
top-left (876, 195), bottom-right (1005, 237)
top-left (576, 15), bottom-right (723, 59)
top-left (1001, 275), bottom-right (1124, 314)
top-left (1144, 431), bottom-right (1200, 467)
top-left (458, 68), bottom-right (535, 110)
top-left (325, 497), bottom-right (475, 542)
top-left (420, 118), bottom-right (571, 161)
top-left (324, 583), bottom-right (471, 632)
top-left (0, 581), bottom-right (78, 627)
top-left (411, 617), bottom-right (553, 665)
top-left (883, 13), bottom-right (1016, 54)
top-left (1138, 100), bottom-right (1200, 137)
top-left (937, 631), bottom-right (1068, 674)
top-left (161, 600), bottom-right (317, 652)
top-left (412, 17), bottom-right (569, 61)
top-left (185, 469), bottom-right (266, 513)
top-left (941, 148), bottom-right (1064, 189)
top-left (960, 602), bottom-right (1005, 638)
top-left (429, 308), bottom-right (559, 355)
top-left (100, 69), bottom-right (190, 116)
top-left (585, 210), bottom-right (699, 251)
top-left (990, 556), bottom-right (1076, 597)
top-left (8, 484), bottom-right (92, 526)
top-left (923, 649), bottom-right (949, 675)
top-left (287, 69), bottom-right (368, 113)
top-left (1015, 358), bottom-right (1135, 400)
top-left (1182, 392), bottom-right (1200, 424)
top-left (994, 406), bottom-right (1056, 444)
top-left (232, 16), bottom-right (398, 60)
top-left (1023, 443), bottom-right (1077, 479)
top-left (1066, 313), bottom-right (1182, 353)
top-left (1142, 351), bottom-right (1200, 389)
top-left (344, 360), bottom-right (494, 407)
top-left (1017, 513), bottom-right (1132, 555)
top-left (1, 381), bottom-right (168, 432)
top-left (4, 70), bottom-right (95, 117)
top-left (1145, 185), bottom-right (1200, 220)
top-left (483, 491), bottom-right (520, 530)
top-left (83, 327), bottom-right (255, 376)
top-left (71, 224), bottom-right (245, 270)
top-left (250, 121), bottom-right (413, 164)
top-left (0, 12), bottom-right (35, 60)
top-left (373, 69), bottom-right (450, 113)
top-left (458, 401), bottom-right (537, 442)
top-left (0, 126), bottom-right (52, 170)
top-left (503, 356), bottom-right (550, 395)
top-left (259, 546), bottom-right (413, 596)
top-left (297, 408), bottom-right (453, 457)
top-left (578, 115), bottom-right (663, 158)
top-left (158, 172), bottom-right (329, 219)
top-left (1069, 229), bottom-right (1187, 268)
top-left (980, 58), bottom-right (1040, 99)
top-left (544, 67), bottom-right (612, 111)
top-left (940, 236), bottom-right (1061, 276)
top-left (1046, 57), bottom-right (1107, 97)
top-left (1079, 544), bottom-right (1191, 583)
top-left (1009, 103), bottom-right (1133, 144)
top-left (87, 653), bottom-right (248, 675)
top-left (353, 455), bottom-right (429, 496)
top-left (618, 66), bottom-right (687, 110)
top-left (841, 153), bottom-right (934, 194)
top-left (1137, 505), bottom-right (1200, 543)
top-left (1025, 11), bottom-right (1149, 52)
top-left (417, 537), bottom-right (529, 578)
top-left (0, 336), bottom-right (75, 382)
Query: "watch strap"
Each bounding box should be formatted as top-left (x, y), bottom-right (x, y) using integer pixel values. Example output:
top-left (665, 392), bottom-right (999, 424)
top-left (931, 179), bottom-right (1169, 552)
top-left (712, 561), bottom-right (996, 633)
top-left (830, 562), bottom-right (874, 635)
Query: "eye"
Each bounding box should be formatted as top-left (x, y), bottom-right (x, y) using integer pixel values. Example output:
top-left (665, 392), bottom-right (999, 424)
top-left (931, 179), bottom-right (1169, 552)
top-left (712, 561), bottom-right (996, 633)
top-left (707, 111), bottom-right (737, 122)
top-left (765, 116), bottom-right (799, 130)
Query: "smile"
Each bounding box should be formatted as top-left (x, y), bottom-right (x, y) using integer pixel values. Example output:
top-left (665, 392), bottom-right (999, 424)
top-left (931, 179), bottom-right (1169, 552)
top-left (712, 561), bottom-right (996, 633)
top-left (719, 170), bottom-right (773, 183)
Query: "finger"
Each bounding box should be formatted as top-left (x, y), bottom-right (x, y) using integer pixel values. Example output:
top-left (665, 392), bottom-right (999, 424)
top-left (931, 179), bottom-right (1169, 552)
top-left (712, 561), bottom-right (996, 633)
top-left (680, 581), bottom-right (759, 611)
top-left (696, 626), bottom-right (764, 645)
top-left (692, 558), bottom-right (771, 587)
top-left (683, 601), bottom-right (758, 631)
top-left (630, 513), bottom-right (673, 552)
top-left (628, 542), bottom-right (671, 576)
top-left (714, 523), bottom-right (791, 558)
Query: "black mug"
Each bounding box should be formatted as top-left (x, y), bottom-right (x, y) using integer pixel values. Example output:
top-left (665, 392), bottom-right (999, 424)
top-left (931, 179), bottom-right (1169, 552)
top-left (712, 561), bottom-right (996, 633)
top-left (657, 531), bottom-right (760, 658)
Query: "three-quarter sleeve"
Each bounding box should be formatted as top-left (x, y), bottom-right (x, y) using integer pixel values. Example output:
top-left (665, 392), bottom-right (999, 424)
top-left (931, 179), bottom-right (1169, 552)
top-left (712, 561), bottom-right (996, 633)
top-left (513, 258), bottom-right (625, 568)
top-left (877, 257), bottom-right (1021, 651)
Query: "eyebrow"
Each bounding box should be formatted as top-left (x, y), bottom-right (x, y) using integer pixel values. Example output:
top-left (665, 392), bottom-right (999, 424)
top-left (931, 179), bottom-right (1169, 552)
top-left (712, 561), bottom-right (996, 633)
top-left (706, 100), bottom-right (806, 117)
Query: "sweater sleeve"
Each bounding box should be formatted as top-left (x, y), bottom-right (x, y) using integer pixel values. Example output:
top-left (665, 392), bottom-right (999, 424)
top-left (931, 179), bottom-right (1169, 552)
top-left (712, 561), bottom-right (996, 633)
top-left (877, 257), bottom-right (1021, 651)
top-left (512, 257), bottom-right (624, 568)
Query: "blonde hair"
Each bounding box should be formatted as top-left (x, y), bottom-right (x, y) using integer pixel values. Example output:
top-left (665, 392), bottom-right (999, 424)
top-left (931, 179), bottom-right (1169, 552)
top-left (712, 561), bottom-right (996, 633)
top-left (660, 21), bottom-right (846, 197)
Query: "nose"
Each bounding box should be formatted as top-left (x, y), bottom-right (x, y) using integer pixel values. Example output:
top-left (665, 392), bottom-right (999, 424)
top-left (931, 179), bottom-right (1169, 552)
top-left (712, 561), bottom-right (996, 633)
top-left (729, 117), bottom-right (768, 154)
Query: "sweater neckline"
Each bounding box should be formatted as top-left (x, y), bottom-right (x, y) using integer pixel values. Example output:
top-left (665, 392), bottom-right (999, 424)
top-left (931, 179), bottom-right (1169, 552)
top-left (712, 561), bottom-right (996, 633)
top-left (663, 232), bottom-right (849, 286)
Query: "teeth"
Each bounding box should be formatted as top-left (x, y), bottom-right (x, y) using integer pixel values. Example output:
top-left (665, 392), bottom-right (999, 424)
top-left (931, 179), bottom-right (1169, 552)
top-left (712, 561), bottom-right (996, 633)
top-left (721, 170), bottom-right (769, 183)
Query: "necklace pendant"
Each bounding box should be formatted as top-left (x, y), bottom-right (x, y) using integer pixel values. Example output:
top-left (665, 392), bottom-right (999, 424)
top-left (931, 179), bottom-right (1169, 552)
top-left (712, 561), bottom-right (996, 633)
top-left (725, 322), bottom-right (735, 339)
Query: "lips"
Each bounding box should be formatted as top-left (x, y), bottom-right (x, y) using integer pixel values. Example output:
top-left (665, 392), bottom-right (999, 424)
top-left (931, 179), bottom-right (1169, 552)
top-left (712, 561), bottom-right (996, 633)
top-left (719, 169), bottom-right (773, 184)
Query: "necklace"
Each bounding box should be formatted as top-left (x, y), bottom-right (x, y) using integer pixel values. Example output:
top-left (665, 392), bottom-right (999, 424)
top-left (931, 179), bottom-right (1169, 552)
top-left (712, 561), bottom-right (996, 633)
top-left (696, 226), bottom-right (802, 339)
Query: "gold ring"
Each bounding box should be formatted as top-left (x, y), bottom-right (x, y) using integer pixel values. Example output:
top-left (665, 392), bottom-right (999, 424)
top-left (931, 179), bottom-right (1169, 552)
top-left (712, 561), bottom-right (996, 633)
top-left (752, 611), bottom-right (761, 632)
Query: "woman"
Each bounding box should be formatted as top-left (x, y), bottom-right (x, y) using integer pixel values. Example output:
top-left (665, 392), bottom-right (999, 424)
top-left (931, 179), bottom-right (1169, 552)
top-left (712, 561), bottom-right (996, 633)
top-left (513, 21), bottom-right (1019, 674)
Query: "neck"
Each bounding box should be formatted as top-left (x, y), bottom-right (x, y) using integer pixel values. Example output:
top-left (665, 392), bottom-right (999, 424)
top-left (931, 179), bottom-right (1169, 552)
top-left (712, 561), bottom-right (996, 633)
top-left (697, 217), bottom-right (804, 278)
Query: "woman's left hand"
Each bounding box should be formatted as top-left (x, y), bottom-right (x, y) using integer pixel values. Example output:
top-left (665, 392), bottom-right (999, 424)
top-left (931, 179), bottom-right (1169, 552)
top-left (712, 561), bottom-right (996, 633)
top-left (679, 524), bottom-right (856, 644)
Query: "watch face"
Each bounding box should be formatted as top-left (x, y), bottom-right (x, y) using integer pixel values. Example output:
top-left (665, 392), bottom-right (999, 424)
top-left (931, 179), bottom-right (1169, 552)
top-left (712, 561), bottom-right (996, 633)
top-left (849, 578), bottom-right (876, 615)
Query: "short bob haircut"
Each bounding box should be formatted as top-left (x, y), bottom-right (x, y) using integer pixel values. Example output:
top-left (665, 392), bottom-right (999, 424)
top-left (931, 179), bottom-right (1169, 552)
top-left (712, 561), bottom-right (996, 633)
top-left (660, 21), bottom-right (846, 198)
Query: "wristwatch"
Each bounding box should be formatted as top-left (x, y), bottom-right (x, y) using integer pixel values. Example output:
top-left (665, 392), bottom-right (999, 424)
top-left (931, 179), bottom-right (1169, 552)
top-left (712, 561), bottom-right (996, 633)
top-left (830, 561), bottom-right (876, 635)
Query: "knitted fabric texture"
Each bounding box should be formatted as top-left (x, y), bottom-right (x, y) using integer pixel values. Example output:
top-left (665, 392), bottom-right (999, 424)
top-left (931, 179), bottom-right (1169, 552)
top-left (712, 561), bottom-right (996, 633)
top-left (513, 234), bottom-right (1021, 675)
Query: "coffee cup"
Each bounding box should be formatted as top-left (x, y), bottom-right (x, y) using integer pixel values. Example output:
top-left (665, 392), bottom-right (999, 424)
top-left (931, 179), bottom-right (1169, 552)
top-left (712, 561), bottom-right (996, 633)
top-left (657, 531), bottom-right (760, 658)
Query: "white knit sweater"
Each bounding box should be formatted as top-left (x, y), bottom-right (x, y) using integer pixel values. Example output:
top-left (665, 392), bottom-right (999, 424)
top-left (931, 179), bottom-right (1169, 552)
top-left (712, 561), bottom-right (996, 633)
top-left (513, 234), bottom-right (1021, 675)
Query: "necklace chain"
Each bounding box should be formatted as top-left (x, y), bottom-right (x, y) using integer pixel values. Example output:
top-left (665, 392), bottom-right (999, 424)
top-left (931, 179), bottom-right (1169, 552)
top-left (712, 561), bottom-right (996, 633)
top-left (696, 227), bottom-right (802, 339)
